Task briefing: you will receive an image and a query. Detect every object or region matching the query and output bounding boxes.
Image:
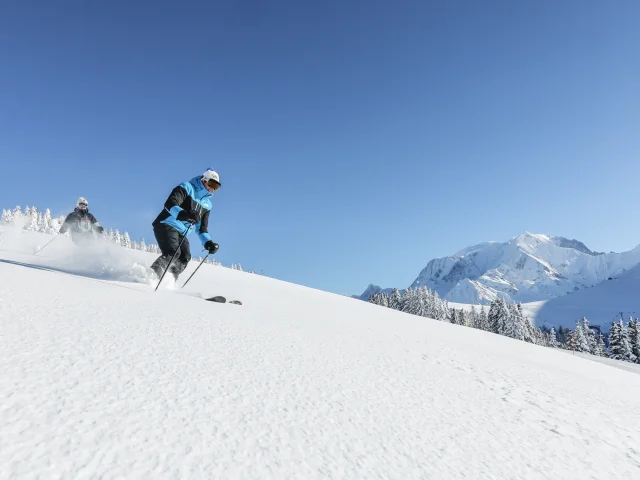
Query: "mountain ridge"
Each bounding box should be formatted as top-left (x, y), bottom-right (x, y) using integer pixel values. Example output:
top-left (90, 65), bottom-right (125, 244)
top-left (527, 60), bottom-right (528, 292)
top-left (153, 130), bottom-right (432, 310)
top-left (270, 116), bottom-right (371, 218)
top-left (358, 232), bottom-right (640, 305)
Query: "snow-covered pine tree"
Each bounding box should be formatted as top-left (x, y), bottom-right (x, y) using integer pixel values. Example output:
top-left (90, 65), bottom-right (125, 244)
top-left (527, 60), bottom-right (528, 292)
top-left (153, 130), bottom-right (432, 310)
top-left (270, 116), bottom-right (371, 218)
top-left (12, 206), bottom-right (23, 221)
top-left (23, 206), bottom-right (32, 227)
top-left (592, 333), bottom-right (603, 356)
top-left (369, 292), bottom-right (389, 307)
top-left (139, 239), bottom-right (147, 252)
top-left (608, 320), bottom-right (634, 361)
top-left (548, 328), bottom-right (559, 348)
top-left (469, 305), bottom-right (478, 328)
top-left (24, 206), bottom-right (39, 231)
top-left (488, 299), bottom-right (501, 334)
top-left (608, 322), bottom-right (620, 355)
top-left (628, 318), bottom-right (640, 363)
top-left (532, 327), bottom-right (544, 345)
top-left (463, 309), bottom-right (471, 326)
top-left (41, 209), bottom-right (54, 234)
top-left (574, 320), bottom-right (590, 353)
top-left (503, 303), bottom-right (519, 340)
top-left (488, 299), bottom-right (510, 335)
top-left (412, 289), bottom-right (428, 317)
top-left (447, 308), bottom-right (456, 324)
top-left (388, 288), bottom-right (403, 311)
top-left (563, 330), bottom-right (575, 351)
top-left (619, 319), bottom-right (637, 363)
top-left (421, 287), bottom-right (434, 318)
top-left (582, 317), bottom-right (596, 354)
top-left (441, 298), bottom-right (450, 321)
top-left (401, 289), bottom-right (416, 314)
top-left (1, 208), bottom-right (13, 224)
top-left (418, 287), bottom-right (434, 318)
top-left (114, 229), bottom-right (122, 246)
top-left (121, 232), bottom-right (132, 249)
top-left (595, 332), bottom-right (607, 357)
top-left (478, 306), bottom-right (489, 331)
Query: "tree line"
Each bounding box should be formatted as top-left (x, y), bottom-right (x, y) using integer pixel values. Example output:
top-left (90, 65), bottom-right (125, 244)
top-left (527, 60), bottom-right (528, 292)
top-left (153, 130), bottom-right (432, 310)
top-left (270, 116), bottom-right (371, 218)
top-left (370, 287), bottom-right (640, 364)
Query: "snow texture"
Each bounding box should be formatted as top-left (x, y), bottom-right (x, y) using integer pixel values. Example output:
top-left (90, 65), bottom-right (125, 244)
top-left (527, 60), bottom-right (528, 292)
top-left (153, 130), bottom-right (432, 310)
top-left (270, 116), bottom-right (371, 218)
top-left (2, 228), bottom-right (640, 479)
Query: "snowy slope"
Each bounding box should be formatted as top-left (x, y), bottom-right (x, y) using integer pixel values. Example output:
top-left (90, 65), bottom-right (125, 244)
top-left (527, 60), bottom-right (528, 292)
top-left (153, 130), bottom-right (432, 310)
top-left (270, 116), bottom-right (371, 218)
top-left (2, 228), bottom-right (640, 479)
top-left (521, 262), bottom-right (640, 330)
top-left (408, 232), bottom-right (640, 304)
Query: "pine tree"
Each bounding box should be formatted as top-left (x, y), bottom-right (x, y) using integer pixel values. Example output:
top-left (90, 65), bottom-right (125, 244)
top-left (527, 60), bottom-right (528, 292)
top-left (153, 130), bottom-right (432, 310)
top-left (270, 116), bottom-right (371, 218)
top-left (1, 209), bottom-right (13, 224)
top-left (12, 206), bottom-right (23, 221)
top-left (628, 319), bottom-right (640, 363)
top-left (140, 238), bottom-right (147, 252)
top-left (563, 330), bottom-right (575, 351)
top-left (503, 303), bottom-right (520, 340)
top-left (619, 319), bottom-right (637, 363)
top-left (41, 209), bottom-right (54, 234)
top-left (548, 328), bottom-right (559, 348)
top-left (488, 299), bottom-right (500, 334)
top-left (595, 333), bottom-right (607, 357)
top-left (388, 288), bottom-right (403, 311)
top-left (582, 318), bottom-right (596, 354)
top-left (574, 320), bottom-right (590, 353)
top-left (122, 232), bottom-right (132, 249)
top-left (421, 288), bottom-right (434, 318)
top-left (608, 320), bottom-right (635, 361)
top-left (459, 309), bottom-right (468, 326)
top-left (469, 305), bottom-right (478, 328)
top-left (401, 289), bottom-right (417, 314)
top-left (478, 306), bottom-right (489, 331)
top-left (24, 206), bottom-right (39, 231)
top-left (370, 292), bottom-right (389, 308)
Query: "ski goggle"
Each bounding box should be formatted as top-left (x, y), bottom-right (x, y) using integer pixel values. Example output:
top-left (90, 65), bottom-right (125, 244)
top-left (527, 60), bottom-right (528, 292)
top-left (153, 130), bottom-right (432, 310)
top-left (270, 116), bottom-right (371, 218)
top-left (206, 179), bottom-right (221, 190)
top-left (78, 202), bottom-right (88, 208)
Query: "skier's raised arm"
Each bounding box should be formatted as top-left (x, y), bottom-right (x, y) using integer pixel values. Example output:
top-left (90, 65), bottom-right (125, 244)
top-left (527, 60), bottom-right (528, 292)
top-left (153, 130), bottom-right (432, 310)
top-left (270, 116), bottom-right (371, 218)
top-left (58, 213), bottom-right (75, 234)
top-left (87, 213), bottom-right (105, 234)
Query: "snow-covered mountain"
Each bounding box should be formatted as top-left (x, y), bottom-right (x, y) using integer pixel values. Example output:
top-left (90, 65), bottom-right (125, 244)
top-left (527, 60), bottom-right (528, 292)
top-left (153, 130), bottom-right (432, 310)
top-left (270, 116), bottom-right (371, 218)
top-left (352, 284), bottom-right (393, 300)
top-left (523, 262), bottom-right (640, 330)
top-left (361, 232), bottom-right (640, 305)
top-left (3, 227), bottom-right (640, 479)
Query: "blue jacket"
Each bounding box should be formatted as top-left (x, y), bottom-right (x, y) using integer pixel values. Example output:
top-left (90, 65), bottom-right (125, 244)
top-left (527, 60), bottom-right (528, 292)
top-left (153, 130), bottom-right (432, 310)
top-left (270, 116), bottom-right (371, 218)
top-left (152, 176), bottom-right (212, 246)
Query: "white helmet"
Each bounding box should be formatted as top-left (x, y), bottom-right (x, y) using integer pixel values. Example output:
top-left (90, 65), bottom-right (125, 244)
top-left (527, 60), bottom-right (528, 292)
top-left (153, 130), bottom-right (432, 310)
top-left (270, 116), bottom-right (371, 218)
top-left (77, 197), bottom-right (88, 209)
top-left (202, 169), bottom-right (221, 187)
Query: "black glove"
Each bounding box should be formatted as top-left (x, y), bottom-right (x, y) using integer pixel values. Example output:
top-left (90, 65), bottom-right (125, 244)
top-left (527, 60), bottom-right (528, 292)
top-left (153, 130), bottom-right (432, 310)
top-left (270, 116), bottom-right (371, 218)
top-left (204, 241), bottom-right (219, 254)
top-left (177, 210), bottom-right (200, 225)
top-left (96, 226), bottom-right (105, 234)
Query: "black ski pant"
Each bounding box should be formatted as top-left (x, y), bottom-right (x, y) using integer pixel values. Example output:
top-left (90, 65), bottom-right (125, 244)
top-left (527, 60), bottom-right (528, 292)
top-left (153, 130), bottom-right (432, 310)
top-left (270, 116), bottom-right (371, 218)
top-left (150, 224), bottom-right (191, 279)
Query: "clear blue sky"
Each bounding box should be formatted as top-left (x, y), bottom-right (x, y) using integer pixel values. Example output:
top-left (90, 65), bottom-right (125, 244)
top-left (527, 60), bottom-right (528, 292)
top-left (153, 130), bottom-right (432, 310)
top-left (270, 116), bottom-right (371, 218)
top-left (1, 0), bottom-right (639, 296)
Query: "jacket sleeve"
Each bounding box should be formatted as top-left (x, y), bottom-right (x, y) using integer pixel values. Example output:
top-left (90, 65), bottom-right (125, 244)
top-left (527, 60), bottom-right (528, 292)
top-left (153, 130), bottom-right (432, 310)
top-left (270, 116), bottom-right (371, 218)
top-left (59, 213), bottom-right (75, 233)
top-left (88, 213), bottom-right (104, 232)
top-left (164, 185), bottom-right (189, 218)
top-left (197, 209), bottom-right (212, 246)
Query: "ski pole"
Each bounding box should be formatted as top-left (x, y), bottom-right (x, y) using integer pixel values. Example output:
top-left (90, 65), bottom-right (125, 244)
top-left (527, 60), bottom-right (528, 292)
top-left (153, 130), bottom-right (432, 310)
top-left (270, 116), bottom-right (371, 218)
top-left (155, 224), bottom-right (192, 292)
top-left (34, 236), bottom-right (58, 255)
top-left (181, 252), bottom-right (210, 289)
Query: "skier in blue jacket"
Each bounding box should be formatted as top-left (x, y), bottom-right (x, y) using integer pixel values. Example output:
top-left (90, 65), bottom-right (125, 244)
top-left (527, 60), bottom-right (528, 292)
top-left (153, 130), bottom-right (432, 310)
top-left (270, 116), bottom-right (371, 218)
top-left (150, 169), bottom-right (221, 280)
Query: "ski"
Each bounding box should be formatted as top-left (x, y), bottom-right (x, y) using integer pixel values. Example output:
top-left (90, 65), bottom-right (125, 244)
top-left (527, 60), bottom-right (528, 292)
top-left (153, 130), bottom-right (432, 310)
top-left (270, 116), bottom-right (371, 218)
top-left (205, 296), bottom-right (242, 305)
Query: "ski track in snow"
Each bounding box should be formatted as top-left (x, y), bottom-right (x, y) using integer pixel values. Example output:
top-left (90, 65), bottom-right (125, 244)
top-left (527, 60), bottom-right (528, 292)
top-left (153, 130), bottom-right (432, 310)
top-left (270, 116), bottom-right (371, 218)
top-left (2, 234), bottom-right (640, 479)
